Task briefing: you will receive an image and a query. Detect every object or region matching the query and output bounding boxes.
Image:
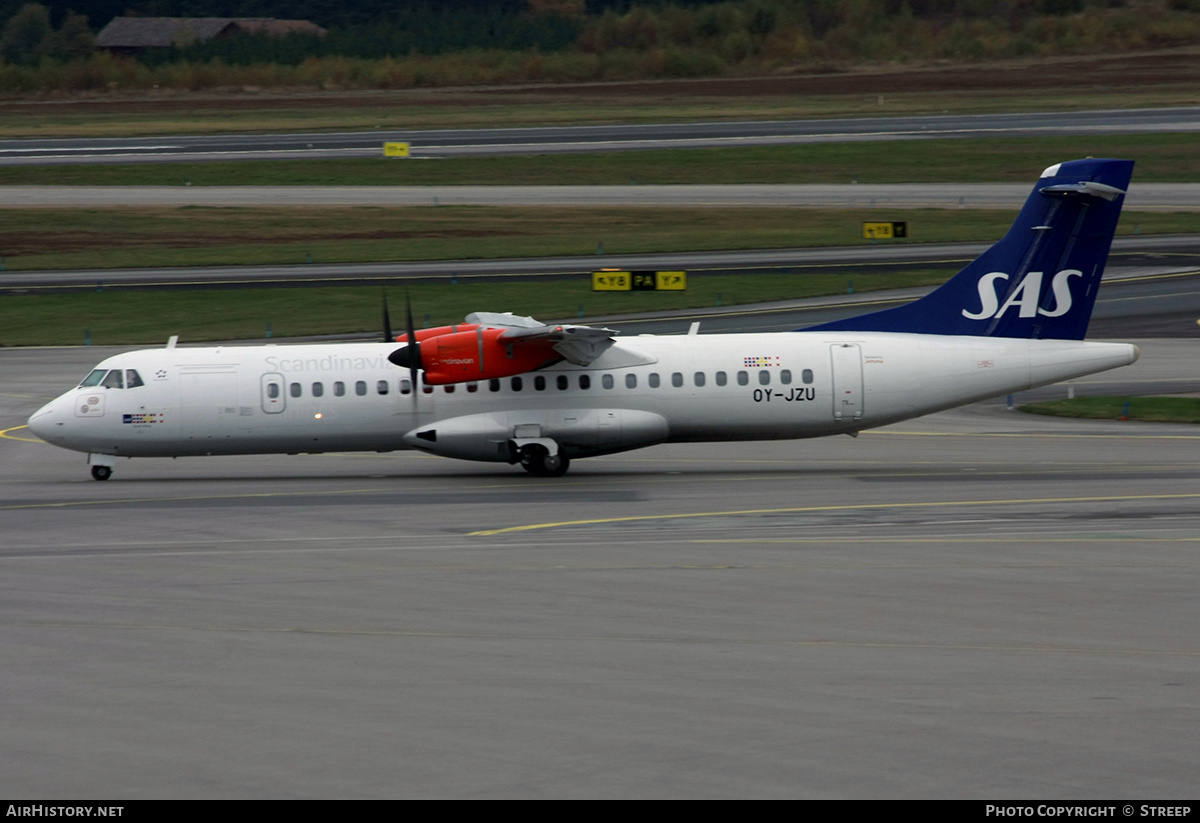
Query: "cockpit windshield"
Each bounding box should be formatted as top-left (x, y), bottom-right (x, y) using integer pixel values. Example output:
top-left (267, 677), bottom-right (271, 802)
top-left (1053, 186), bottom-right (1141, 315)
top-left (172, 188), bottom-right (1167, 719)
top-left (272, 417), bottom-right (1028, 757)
top-left (78, 369), bottom-right (144, 389)
top-left (78, 369), bottom-right (106, 387)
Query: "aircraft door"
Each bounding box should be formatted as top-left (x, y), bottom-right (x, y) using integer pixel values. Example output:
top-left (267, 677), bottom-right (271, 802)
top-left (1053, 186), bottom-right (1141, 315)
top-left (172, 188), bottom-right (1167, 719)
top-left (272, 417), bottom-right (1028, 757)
top-left (261, 373), bottom-right (286, 413)
top-left (830, 343), bottom-right (863, 421)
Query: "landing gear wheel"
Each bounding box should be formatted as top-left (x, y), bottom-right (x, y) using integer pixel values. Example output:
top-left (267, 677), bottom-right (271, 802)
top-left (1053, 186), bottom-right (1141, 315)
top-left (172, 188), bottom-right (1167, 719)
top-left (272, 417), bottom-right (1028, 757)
top-left (519, 446), bottom-right (570, 477)
top-left (538, 452), bottom-right (570, 477)
top-left (91, 465), bottom-right (112, 481)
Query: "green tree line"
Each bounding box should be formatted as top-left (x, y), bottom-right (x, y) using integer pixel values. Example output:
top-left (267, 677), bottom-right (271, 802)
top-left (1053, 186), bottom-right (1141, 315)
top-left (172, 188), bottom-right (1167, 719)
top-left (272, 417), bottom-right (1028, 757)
top-left (4, 0), bottom-right (1200, 90)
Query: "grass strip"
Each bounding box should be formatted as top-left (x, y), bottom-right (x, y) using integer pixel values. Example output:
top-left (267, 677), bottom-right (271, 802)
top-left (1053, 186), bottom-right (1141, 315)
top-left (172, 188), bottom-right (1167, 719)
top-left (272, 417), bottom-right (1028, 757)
top-left (0, 206), bottom-right (1192, 273)
top-left (1020, 396), bottom-right (1200, 423)
top-left (3, 84), bottom-right (1200, 140)
top-left (4, 134), bottom-right (1200, 186)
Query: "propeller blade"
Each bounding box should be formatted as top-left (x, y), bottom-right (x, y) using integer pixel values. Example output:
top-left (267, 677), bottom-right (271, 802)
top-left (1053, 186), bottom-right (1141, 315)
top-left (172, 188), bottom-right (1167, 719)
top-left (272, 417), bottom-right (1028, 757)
top-left (405, 294), bottom-right (420, 414)
top-left (382, 289), bottom-right (393, 343)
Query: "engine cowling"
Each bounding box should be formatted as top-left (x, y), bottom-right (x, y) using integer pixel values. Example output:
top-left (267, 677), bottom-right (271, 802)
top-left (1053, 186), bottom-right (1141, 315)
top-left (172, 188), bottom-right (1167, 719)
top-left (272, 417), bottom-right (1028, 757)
top-left (394, 324), bottom-right (480, 344)
top-left (420, 328), bottom-right (562, 385)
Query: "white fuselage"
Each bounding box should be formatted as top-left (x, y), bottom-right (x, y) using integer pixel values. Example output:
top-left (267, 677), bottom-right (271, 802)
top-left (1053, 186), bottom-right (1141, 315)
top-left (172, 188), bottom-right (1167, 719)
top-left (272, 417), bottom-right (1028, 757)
top-left (27, 332), bottom-right (1138, 465)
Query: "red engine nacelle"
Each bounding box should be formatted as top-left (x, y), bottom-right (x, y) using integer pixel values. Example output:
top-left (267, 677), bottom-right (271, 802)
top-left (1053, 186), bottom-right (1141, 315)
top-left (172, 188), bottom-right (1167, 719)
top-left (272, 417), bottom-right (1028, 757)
top-left (420, 328), bottom-right (561, 385)
top-left (395, 324), bottom-right (480, 344)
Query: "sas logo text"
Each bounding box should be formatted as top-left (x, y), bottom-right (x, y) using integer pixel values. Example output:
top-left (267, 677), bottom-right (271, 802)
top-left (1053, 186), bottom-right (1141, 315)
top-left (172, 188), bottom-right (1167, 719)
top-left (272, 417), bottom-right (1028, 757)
top-left (962, 270), bottom-right (1082, 321)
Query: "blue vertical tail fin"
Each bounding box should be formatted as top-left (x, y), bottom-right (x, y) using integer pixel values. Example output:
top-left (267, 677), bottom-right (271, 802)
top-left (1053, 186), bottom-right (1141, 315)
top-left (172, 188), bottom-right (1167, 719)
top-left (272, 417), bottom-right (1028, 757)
top-left (806, 158), bottom-right (1134, 340)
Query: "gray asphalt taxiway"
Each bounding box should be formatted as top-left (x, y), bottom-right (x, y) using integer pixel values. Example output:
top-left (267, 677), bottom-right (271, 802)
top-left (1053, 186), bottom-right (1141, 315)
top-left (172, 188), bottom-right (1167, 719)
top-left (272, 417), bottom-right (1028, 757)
top-left (2, 341), bottom-right (1199, 798)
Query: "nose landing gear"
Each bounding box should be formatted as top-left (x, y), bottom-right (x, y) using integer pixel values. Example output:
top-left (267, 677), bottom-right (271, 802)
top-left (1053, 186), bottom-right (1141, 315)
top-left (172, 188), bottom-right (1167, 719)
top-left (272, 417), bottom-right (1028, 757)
top-left (88, 454), bottom-right (115, 481)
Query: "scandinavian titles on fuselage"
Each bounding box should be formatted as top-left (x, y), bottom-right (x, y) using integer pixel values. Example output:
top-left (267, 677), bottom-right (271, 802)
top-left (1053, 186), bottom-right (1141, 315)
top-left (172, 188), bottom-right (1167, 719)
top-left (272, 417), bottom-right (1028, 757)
top-left (263, 354), bottom-right (389, 373)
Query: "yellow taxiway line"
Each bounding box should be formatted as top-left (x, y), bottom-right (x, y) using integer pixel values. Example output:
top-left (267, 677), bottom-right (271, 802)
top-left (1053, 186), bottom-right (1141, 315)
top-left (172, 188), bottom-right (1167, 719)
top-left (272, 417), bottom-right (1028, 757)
top-left (470, 491), bottom-right (1200, 536)
top-left (0, 424), bottom-right (41, 443)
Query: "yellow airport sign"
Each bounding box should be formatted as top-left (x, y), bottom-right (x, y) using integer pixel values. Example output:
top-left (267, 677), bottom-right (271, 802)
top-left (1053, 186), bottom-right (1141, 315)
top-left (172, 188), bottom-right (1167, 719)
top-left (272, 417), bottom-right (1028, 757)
top-left (656, 271), bottom-right (686, 290)
top-left (593, 270), bottom-right (631, 291)
top-left (383, 142), bottom-right (411, 158)
top-left (862, 221), bottom-right (908, 240)
top-left (592, 270), bottom-right (688, 291)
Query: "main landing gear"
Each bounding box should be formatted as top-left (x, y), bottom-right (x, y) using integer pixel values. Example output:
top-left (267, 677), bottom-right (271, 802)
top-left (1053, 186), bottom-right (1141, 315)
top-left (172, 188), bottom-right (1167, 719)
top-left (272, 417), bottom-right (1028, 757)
top-left (91, 465), bottom-right (112, 481)
top-left (518, 443), bottom-right (570, 477)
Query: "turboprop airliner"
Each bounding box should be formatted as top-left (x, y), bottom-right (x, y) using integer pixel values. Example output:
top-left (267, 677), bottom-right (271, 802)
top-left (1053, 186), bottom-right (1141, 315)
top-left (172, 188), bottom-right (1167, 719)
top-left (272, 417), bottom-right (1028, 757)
top-left (27, 158), bottom-right (1139, 479)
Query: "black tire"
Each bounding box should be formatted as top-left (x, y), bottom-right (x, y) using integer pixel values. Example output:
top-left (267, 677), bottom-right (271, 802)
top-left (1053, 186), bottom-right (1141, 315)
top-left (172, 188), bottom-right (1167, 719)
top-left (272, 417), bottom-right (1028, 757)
top-left (538, 452), bottom-right (570, 477)
top-left (91, 465), bottom-right (112, 481)
top-left (519, 446), bottom-right (570, 477)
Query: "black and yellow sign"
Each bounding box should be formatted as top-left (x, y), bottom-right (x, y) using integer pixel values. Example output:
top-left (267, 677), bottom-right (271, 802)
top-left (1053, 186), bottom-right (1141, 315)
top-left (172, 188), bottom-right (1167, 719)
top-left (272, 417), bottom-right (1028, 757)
top-left (593, 270), bottom-right (631, 291)
top-left (655, 271), bottom-right (687, 290)
top-left (862, 221), bottom-right (908, 240)
top-left (383, 142), bottom-right (411, 158)
top-left (592, 270), bottom-right (688, 291)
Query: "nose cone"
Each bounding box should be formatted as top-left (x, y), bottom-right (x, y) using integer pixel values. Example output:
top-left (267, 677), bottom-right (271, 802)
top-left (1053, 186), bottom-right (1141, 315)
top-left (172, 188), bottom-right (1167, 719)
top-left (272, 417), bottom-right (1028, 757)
top-left (27, 397), bottom-right (62, 443)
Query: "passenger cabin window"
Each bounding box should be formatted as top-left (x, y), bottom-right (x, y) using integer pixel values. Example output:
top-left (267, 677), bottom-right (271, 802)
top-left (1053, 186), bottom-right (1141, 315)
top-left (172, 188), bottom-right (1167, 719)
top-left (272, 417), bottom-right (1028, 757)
top-left (125, 370), bottom-right (144, 388)
top-left (421, 375), bottom-right (433, 394)
top-left (399, 379), bottom-right (412, 395)
top-left (355, 381), bottom-right (367, 396)
top-left (579, 375), bottom-right (591, 390)
top-left (290, 382), bottom-right (302, 398)
top-left (489, 379), bottom-right (501, 392)
top-left (101, 370), bottom-right (124, 390)
top-left (334, 381), bottom-right (346, 397)
top-left (781, 370), bottom-right (792, 385)
top-left (648, 373), bottom-right (660, 388)
top-left (802, 369), bottom-right (814, 384)
top-left (626, 373), bottom-right (637, 389)
top-left (672, 372), bottom-right (683, 387)
top-left (467, 382), bottom-right (478, 393)
top-left (715, 371), bottom-right (727, 387)
top-left (377, 380), bottom-right (389, 395)
top-left (267, 383), bottom-right (280, 399)
top-left (444, 384), bottom-right (455, 393)
top-left (737, 371), bottom-right (749, 386)
top-left (694, 372), bottom-right (705, 387)
top-left (602, 374), bottom-right (614, 389)
top-left (557, 375), bottom-right (568, 391)
top-left (312, 382), bottom-right (324, 398)
top-left (759, 370), bottom-right (770, 385)
top-left (534, 376), bottom-right (546, 391)
top-left (511, 376), bottom-right (523, 392)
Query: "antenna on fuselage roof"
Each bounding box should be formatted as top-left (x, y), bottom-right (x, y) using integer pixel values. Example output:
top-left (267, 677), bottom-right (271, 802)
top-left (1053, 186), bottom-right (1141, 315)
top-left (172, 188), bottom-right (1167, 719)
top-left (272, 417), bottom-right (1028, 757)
top-left (166, 336), bottom-right (178, 349)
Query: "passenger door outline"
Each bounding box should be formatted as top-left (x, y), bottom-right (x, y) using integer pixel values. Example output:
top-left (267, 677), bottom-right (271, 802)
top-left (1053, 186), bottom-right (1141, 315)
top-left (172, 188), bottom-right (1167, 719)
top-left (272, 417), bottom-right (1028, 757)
top-left (830, 343), bottom-right (863, 421)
